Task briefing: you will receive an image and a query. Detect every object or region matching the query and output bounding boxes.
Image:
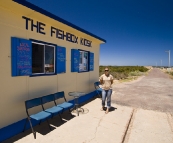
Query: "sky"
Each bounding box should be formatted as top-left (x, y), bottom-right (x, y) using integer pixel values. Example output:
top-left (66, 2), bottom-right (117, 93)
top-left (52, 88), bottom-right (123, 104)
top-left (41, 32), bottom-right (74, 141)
top-left (27, 0), bottom-right (173, 66)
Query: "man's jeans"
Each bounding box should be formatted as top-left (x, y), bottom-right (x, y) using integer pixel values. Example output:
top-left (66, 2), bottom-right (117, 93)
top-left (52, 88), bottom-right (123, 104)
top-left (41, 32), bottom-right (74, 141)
top-left (102, 89), bottom-right (112, 108)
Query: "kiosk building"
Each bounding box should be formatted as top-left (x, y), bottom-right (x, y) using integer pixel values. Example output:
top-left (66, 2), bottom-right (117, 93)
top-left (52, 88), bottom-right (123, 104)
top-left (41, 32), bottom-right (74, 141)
top-left (0, 0), bottom-right (106, 141)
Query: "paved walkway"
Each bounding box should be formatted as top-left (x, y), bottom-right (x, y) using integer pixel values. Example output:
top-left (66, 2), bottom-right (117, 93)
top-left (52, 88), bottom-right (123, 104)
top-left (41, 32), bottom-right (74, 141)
top-left (126, 109), bottom-right (173, 143)
top-left (3, 99), bottom-right (133, 143)
top-left (3, 98), bottom-right (173, 143)
top-left (3, 68), bottom-right (173, 143)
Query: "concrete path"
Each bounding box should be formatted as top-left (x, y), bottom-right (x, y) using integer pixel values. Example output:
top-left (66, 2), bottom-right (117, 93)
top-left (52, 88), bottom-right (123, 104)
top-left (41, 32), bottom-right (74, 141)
top-left (3, 68), bottom-right (173, 143)
top-left (2, 99), bottom-right (133, 143)
top-left (3, 98), bottom-right (173, 143)
top-left (126, 109), bottom-right (173, 143)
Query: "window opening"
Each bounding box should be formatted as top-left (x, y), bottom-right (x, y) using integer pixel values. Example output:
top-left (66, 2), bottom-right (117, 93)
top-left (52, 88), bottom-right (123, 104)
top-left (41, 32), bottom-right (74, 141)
top-left (32, 42), bottom-right (55, 74)
top-left (79, 50), bottom-right (88, 72)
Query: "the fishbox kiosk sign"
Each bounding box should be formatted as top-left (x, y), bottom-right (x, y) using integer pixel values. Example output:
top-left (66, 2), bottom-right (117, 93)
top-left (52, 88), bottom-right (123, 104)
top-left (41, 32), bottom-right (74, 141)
top-left (22, 16), bottom-right (92, 47)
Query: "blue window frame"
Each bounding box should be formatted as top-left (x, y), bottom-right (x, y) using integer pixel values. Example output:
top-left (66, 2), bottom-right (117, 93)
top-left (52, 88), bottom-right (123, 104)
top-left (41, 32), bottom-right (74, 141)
top-left (79, 50), bottom-right (89, 72)
top-left (32, 41), bottom-right (55, 75)
top-left (11, 37), bottom-right (66, 77)
top-left (71, 49), bottom-right (94, 73)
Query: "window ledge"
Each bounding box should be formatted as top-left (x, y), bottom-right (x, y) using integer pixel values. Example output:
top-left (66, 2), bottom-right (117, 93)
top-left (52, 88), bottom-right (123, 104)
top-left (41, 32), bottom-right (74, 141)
top-left (78, 71), bottom-right (89, 73)
top-left (30, 73), bottom-right (56, 77)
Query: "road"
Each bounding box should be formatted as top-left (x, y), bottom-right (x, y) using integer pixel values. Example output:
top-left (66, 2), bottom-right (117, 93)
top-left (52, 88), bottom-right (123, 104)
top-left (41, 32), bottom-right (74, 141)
top-left (112, 68), bottom-right (173, 114)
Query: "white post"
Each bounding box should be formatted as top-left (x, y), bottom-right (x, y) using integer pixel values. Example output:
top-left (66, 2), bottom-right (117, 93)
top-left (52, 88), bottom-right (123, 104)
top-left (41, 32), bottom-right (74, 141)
top-left (165, 50), bottom-right (171, 67)
top-left (169, 50), bottom-right (170, 67)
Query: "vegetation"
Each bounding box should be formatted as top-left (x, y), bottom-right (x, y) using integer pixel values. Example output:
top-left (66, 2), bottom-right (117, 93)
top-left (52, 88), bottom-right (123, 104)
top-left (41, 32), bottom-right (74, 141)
top-left (166, 71), bottom-right (173, 78)
top-left (99, 66), bottom-right (149, 80)
top-left (170, 72), bottom-right (173, 76)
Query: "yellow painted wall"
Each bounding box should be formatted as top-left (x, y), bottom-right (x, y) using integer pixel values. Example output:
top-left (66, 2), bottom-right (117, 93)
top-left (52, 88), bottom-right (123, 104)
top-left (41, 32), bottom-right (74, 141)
top-left (0, 1), bottom-right (103, 128)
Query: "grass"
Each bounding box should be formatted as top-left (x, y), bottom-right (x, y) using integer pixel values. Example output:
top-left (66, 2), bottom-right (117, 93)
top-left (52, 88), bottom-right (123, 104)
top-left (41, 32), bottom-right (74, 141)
top-left (119, 76), bottom-right (138, 83)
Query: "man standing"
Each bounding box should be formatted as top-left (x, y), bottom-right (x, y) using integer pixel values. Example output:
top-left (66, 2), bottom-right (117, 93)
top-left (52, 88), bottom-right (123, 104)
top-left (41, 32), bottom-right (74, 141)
top-left (99, 67), bottom-right (114, 114)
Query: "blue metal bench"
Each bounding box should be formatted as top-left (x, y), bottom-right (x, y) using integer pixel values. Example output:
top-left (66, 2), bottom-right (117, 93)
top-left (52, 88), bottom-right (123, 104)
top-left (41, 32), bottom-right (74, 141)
top-left (23, 97), bottom-right (52, 139)
top-left (41, 94), bottom-right (64, 122)
top-left (54, 91), bottom-right (74, 116)
top-left (23, 92), bottom-right (74, 139)
top-left (94, 81), bottom-right (102, 98)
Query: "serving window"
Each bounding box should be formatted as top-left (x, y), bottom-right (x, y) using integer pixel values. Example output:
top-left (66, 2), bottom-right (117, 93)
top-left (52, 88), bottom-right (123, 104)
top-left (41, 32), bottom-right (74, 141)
top-left (32, 42), bottom-right (55, 74)
top-left (79, 50), bottom-right (88, 72)
top-left (11, 37), bottom-right (66, 77)
top-left (71, 49), bottom-right (94, 72)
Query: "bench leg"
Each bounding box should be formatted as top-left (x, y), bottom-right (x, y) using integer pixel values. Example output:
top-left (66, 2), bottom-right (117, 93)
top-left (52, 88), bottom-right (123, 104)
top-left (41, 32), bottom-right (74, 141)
top-left (61, 109), bottom-right (64, 114)
top-left (39, 121), bottom-right (41, 125)
top-left (51, 114), bottom-right (54, 119)
top-left (46, 120), bottom-right (51, 131)
top-left (68, 109), bottom-right (73, 117)
top-left (28, 117), bottom-right (36, 139)
top-left (59, 114), bottom-right (63, 122)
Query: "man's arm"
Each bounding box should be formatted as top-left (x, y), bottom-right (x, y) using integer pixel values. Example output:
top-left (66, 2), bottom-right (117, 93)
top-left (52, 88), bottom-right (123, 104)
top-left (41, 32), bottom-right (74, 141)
top-left (111, 76), bottom-right (113, 84)
top-left (99, 76), bottom-right (103, 84)
top-left (100, 79), bottom-right (103, 84)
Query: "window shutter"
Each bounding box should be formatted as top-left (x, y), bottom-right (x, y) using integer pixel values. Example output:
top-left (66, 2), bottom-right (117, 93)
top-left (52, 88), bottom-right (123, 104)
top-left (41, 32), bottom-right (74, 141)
top-left (89, 52), bottom-right (94, 71)
top-left (71, 49), bottom-right (79, 72)
top-left (11, 37), bottom-right (32, 76)
top-left (56, 46), bottom-right (66, 73)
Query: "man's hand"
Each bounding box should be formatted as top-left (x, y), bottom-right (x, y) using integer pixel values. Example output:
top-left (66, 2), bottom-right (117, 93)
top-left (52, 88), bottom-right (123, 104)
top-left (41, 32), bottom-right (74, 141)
top-left (100, 79), bottom-right (103, 84)
top-left (111, 79), bottom-right (113, 84)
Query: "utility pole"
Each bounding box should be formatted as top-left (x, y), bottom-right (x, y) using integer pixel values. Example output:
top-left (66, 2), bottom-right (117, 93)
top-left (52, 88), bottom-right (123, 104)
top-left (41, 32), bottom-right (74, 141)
top-left (165, 50), bottom-right (171, 67)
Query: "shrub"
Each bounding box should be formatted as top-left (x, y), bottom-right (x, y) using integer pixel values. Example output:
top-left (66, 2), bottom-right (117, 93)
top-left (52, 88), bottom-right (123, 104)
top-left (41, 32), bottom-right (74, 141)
top-left (169, 72), bottom-right (173, 76)
top-left (99, 66), bottom-right (148, 80)
top-left (128, 71), bottom-right (142, 76)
